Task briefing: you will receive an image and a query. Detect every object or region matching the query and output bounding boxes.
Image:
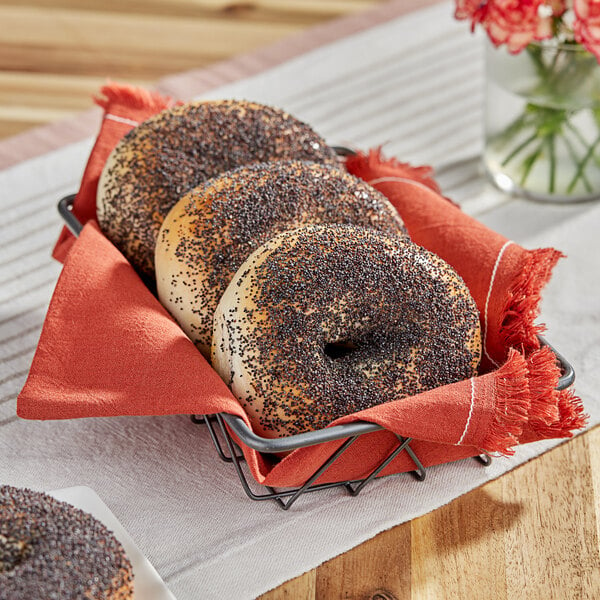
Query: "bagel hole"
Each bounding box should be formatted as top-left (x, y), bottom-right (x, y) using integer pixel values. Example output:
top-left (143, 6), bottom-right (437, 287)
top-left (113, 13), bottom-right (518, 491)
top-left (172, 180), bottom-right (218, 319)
top-left (324, 341), bottom-right (359, 360)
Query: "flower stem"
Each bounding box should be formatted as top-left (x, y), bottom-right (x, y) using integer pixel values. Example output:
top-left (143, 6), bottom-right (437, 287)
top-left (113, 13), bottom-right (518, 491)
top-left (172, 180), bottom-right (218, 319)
top-left (566, 120), bottom-right (591, 150)
top-left (567, 134), bottom-right (600, 193)
top-left (563, 135), bottom-right (593, 192)
top-left (547, 135), bottom-right (556, 193)
top-left (501, 132), bottom-right (539, 167)
top-left (520, 142), bottom-right (545, 186)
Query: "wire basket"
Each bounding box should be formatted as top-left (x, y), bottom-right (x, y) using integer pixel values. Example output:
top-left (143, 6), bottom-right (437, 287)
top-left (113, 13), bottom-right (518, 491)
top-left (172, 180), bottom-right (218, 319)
top-left (58, 194), bottom-right (575, 510)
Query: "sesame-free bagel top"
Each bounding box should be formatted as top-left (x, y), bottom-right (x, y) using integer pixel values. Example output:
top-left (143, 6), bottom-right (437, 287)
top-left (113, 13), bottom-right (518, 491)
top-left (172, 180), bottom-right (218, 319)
top-left (0, 485), bottom-right (133, 600)
top-left (96, 99), bottom-right (339, 279)
top-left (155, 160), bottom-right (408, 356)
top-left (212, 225), bottom-right (482, 438)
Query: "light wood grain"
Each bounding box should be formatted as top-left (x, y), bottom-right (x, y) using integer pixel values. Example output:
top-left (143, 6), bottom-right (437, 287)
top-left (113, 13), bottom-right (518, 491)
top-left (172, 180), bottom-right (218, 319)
top-left (316, 524), bottom-right (412, 600)
top-left (501, 434), bottom-right (599, 599)
top-left (262, 431), bottom-right (600, 600)
top-left (261, 571), bottom-right (316, 600)
top-left (2, 2), bottom-right (599, 599)
top-left (263, 435), bottom-right (600, 600)
top-left (411, 486), bottom-right (511, 599)
top-left (0, 0), bottom-right (379, 138)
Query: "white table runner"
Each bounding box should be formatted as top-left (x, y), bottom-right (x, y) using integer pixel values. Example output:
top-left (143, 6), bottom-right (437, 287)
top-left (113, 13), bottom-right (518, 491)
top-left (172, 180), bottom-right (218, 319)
top-left (1, 3), bottom-right (599, 599)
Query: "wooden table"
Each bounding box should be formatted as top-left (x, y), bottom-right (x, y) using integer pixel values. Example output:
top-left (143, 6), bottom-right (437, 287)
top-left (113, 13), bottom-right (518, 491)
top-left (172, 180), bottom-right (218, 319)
top-left (2, 2), bottom-right (598, 598)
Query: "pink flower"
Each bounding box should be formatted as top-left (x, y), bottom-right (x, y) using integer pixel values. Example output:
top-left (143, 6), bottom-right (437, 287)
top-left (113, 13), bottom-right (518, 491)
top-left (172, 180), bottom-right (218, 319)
top-left (573, 0), bottom-right (600, 61)
top-left (455, 1), bottom-right (556, 53)
top-left (485, 1), bottom-right (554, 53)
top-left (455, 0), bottom-right (488, 29)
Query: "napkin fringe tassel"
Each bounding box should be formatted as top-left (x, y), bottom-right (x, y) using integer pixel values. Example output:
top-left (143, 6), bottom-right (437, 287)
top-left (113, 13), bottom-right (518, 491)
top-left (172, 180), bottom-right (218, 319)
top-left (526, 345), bottom-right (587, 436)
top-left (500, 247), bottom-right (564, 353)
top-left (527, 345), bottom-right (562, 426)
top-left (94, 81), bottom-right (174, 112)
top-left (482, 349), bottom-right (530, 455)
top-left (483, 346), bottom-right (587, 453)
top-left (531, 388), bottom-right (587, 438)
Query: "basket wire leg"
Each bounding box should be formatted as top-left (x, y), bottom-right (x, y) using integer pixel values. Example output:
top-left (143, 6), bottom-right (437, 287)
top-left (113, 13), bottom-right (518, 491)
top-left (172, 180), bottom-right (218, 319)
top-left (475, 453), bottom-right (492, 466)
top-left (346, 436), bottom-right (415, 496)
top-left (214, 412), bottom-right (362, 509)
top-left (215, 414), bottom-right (358, 510)
top-left (213, 413), bottom-right (276, 502)
top-left (272, 436), bottom-right (360, 510)
top-left (190, 414), bottom-right (244, 463)
top-left (405, 445), bottom-right (426, 481)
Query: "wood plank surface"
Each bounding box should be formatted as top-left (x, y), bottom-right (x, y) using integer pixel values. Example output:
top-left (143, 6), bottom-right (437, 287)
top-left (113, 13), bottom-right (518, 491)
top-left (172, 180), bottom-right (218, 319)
top-left (261, 428), bottom-right (600, 600)
top-left (1, 2), bottom-right (599, 599)
top-left (0, 0), bottom-right (378, 137)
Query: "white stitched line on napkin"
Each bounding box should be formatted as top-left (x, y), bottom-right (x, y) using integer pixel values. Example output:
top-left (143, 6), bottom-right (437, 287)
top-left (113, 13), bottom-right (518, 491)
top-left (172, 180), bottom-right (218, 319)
top-left (483, 240), bottom-right (513, 367)
top-left (457, 377), bottom-right (476, 445)
top-left (104, 114), bottom-right (140, 127)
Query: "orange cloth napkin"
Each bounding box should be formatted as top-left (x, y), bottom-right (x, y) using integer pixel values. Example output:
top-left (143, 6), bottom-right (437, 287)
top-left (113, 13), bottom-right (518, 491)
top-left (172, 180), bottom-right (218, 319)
top-left (18, 84), bottom-right (586, 488)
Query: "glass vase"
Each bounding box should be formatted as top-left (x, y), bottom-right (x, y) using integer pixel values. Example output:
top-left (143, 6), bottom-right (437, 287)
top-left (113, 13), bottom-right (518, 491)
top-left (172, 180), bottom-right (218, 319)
top-left (484, 38), bottom-right (600, 202)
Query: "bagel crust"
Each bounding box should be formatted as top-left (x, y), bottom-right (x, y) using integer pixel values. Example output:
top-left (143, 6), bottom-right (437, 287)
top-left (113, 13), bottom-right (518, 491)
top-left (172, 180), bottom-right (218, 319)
top-left (155, 160), bottom-right (407, 355)
top-left (212, 225), bottom-right (482, 438)
top-left (0, 485), bottom-right (134, 599)
top-left (96, 100), bottom-right (338, 279)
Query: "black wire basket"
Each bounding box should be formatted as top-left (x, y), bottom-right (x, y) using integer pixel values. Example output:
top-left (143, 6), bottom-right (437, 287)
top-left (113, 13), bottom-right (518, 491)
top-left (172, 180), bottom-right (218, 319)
top-left (58, 194), bottom-right (575, 510)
